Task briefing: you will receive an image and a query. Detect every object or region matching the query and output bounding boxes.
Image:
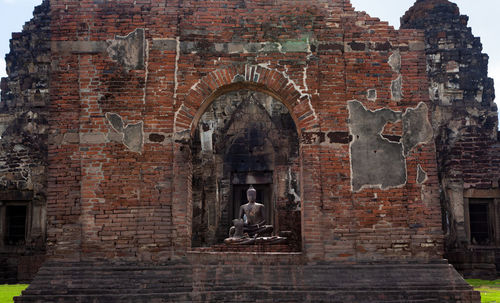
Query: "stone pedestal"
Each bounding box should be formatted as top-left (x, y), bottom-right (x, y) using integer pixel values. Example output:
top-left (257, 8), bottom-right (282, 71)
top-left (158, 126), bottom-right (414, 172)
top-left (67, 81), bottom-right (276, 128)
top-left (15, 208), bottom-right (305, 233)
top-left (16, 255), bottom-right (479, 303)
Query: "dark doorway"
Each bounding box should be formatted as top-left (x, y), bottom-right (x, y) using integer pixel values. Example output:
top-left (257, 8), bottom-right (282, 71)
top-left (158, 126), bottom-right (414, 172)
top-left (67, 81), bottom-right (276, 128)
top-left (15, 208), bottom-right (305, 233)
top-left (469, 199), bottom-right (493, 245)
top-left (5, 205), bottom-right (27, 245)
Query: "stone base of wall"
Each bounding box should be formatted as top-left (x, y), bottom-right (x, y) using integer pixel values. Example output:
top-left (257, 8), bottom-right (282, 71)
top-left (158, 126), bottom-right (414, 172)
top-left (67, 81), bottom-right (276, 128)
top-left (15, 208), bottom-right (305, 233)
top-left (16, 254), bottom-right (479, 302)
top-left (0, 253), bottom-right (45, 283)
top-left (0, 253), bottom-right (18, 283)
top-left (446, 249), bottom-right (498, 280)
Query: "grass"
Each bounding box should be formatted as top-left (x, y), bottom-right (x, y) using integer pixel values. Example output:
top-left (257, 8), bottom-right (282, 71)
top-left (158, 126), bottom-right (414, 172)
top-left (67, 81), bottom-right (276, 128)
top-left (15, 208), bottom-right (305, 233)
top-left (0, 281), bottom-right (499, 302)
top-left (0, 285), bottom-right (29, 303)
top-left (467, 279), bottom-right (500, 303)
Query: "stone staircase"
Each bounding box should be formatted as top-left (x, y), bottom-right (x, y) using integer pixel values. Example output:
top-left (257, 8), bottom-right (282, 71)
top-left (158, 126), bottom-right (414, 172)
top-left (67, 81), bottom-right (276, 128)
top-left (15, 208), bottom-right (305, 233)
top-left (15, 253), bottom-right (480, 302)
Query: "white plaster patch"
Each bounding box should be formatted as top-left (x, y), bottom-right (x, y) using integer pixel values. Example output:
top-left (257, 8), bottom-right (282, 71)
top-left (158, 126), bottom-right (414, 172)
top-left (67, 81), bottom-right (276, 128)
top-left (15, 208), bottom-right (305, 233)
top-left (173, 36), bottom-right (180, 102)
top-left (173, 104), bottom-right (186, 133)
top-left (391, 75), bottom-right (403, 101)
top-left (199, 121), bottom-right (214, 152)
top-left (190, 79), bottom-right (202, 93)
top-left (367, 89), bottom-right (377, 102)
top-left (288, 167), bottom-right (301, 210)
top-left (278, 66), bottom-right (311, 101)
top-left (303, 66), bottom-right (309, 93)
top-left (276, 42), bottom-right (283, 53)
top-left (388, 50), bottom-right (401, 73)
top-left (143, 39), bottom-right (149, 105)
top-left (258, 61), bottom-right (271, 69)
top-left (13, 144), bottom-right (26, 152)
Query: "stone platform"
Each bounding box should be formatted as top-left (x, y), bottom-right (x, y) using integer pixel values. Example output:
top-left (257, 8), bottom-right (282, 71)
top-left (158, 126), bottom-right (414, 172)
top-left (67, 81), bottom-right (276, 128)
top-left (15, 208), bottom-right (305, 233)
top-left (16, 253), bottom-right (479, 302)
top-left (446, 249), bottom-right (498, 280)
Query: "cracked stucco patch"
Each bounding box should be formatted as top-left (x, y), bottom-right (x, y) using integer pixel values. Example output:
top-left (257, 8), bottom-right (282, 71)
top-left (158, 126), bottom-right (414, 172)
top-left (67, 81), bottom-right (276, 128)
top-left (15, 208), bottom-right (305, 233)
top-left (106, 28), bottom-right (145, 71)
top-left (417, 165), bottom-right (428, 184)
top-left (388, 50), bottom-right (401, 73)
top-left (123, 122), bottom-right (144, 152)
top-left (391, 75), bottom-right (403, 101)
top-left (348, 100), bottom-right (406, 192)
top-left (402, 102), bottom-right (433, 156)
top-left (106, 112), bottom-right (143, 153)
top-left (348, 101), bottom-right (434, 192)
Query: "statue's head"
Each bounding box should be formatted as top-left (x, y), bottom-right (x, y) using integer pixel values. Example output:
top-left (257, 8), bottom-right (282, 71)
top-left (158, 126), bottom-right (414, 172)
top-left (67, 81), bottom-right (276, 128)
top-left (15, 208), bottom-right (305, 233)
top-left (247, 185), bottom-right (256, 202)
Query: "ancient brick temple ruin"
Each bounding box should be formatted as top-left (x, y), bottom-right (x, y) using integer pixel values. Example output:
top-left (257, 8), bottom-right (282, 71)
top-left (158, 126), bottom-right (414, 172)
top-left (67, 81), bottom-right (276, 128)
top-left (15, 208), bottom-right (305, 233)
top-left (0, 0), bottom-right (498, 301)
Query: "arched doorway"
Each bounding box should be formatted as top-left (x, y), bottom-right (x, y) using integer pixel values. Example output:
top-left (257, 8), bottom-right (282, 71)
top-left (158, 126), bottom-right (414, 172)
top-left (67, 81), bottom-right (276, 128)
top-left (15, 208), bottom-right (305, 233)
top-left (190, 89), bottom-right (301, 249)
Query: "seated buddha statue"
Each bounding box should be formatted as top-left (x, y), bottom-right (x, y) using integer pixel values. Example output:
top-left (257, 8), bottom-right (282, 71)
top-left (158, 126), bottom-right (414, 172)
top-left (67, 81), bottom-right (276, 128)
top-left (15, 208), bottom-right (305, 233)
top-left (227, 185), bottom-right (273, 240)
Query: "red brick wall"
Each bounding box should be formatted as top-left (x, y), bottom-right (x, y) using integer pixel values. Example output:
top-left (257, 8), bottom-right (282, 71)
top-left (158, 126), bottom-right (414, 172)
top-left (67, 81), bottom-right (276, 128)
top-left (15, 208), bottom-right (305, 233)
top-left (47, 0), bottom-right (441, 262)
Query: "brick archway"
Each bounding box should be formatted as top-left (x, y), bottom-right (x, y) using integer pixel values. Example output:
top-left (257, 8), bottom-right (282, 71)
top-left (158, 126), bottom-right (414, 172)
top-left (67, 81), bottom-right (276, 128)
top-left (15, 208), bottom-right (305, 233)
top-left (171, 65), bottom-right (322, 256)
top-left (173, 65), bottom-right (319, 136)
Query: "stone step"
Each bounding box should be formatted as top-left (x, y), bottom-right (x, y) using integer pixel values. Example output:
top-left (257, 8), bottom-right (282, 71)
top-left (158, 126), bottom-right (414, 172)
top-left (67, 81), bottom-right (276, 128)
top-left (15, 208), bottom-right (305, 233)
top-left (16, 290), bottom-right (480, 303)
top-left (15, 259), bottom-right (480, 302)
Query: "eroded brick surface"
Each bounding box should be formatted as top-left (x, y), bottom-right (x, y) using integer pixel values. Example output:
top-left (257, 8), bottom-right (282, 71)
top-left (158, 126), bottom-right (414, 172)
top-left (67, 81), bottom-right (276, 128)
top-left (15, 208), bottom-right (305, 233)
top-left (403, 0), bottom-right (500, 278)
top-left (40, 0), bottom-right (440, 264)
top-left (0, 0), bottom-right (50, 282)
top-left (0, 0), bottom-right (492, 301)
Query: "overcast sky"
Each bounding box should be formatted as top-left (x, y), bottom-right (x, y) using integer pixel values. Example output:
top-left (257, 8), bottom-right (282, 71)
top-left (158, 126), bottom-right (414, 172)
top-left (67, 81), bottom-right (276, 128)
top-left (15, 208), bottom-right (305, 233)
top-left (0, 0), bottom-right (499, 113)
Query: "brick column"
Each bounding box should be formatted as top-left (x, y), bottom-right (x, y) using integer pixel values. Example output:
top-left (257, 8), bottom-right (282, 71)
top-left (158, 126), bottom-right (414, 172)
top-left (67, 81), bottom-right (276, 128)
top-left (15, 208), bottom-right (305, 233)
top-left (171, 133), bottom-right (193, 253)
top-left (46, 52), bottom-right (82, 261)
top-left (301, 144), bottom-right (325, 260)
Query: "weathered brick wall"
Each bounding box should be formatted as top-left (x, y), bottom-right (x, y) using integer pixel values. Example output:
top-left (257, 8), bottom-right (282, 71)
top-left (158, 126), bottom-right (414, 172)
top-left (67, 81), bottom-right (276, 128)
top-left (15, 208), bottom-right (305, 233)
top-left (41, 0), bottom-right (443, 263)
top-left (0, 0), bottom-right (50, 282)
top-left (402, 0), bottom-right (499, 251)
top-left (402, 0), bottom-right (500, 278)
